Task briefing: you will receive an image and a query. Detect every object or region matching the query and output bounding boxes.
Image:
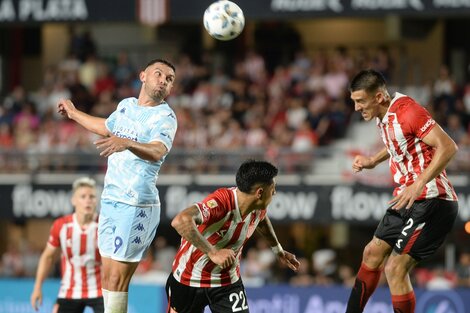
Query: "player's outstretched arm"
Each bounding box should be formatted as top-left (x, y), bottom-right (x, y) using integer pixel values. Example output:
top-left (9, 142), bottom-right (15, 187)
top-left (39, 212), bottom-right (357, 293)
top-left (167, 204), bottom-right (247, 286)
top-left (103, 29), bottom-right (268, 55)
top-left (171, 205), bottom-right (235, 268)
top-left (31, 244), bottom-right (59, 311)
top-left (57, 99), bottom-right (109, 137)
top-left (256, 216), bottom-right (300, 272)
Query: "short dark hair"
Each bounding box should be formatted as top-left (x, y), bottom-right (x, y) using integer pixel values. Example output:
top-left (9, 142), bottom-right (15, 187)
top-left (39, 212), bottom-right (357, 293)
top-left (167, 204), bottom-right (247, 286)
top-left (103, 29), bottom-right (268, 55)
top-left (349, 69), bottom-right (386, 94)
top-left (236, 160), bottom-right (278, 193)
top-left (145, 58), bottom-right (176, 73)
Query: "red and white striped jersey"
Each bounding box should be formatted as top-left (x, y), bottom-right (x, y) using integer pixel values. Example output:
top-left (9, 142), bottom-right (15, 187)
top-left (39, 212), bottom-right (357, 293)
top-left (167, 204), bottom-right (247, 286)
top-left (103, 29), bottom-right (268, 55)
top-left (172, 187), bottom-right (266, 287)
top-left (48, 214), bottom-right (102, 299)
top-left (377, 92), bottom-right (457, 201)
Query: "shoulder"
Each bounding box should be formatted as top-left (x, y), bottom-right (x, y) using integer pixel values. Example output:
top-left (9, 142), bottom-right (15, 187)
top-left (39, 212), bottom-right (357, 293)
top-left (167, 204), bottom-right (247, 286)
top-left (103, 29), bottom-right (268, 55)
top-left (206, 188), bottom-right (235, 208)
top-left (117, 97), bottom-right (137, 109)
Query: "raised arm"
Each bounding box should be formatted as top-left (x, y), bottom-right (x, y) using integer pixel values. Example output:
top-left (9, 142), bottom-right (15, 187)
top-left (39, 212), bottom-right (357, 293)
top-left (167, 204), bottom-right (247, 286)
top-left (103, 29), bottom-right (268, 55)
top-left (171, 205), bottom-right (235, 268)
top-left (30, 244), bottom-right (60, 311)
top-left (57, 99), bottom-right (109, 136)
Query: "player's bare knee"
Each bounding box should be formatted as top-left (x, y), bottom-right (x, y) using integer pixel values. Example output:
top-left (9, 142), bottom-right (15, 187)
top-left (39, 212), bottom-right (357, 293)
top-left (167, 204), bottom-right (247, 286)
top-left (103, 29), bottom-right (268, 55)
top-left (363, 241), bottom-right (387, 268)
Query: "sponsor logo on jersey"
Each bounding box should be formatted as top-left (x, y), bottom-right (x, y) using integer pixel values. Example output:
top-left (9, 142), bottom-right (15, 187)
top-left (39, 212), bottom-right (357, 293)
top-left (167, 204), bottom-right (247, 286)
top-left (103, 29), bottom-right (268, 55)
top-left (420, 118), bottom-right (435, 133)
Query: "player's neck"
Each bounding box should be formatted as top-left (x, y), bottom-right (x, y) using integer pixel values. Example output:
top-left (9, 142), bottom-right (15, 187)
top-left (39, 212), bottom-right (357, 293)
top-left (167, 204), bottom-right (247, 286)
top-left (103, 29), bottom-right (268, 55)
top-left (75, 212), bottom-right (94, 228)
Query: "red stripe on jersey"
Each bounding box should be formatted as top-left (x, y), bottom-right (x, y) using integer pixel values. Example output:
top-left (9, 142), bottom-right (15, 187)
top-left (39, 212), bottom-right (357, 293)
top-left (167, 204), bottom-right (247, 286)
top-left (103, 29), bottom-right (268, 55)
top-left (65, 225), bottom-right (74, 298)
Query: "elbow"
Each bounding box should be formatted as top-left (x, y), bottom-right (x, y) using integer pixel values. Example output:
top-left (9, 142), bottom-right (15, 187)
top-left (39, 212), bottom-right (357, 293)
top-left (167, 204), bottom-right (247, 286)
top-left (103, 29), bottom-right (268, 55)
top-left (171, 213), bottom-right (191, 233)
top-left (449, 141), bottom-right (459, 158)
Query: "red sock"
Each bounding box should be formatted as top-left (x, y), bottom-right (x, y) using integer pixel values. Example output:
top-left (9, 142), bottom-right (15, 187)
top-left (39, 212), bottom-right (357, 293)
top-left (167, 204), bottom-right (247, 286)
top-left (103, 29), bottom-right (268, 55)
top-left (346, 262), bottom-right (382, 313)
top-left (392, 291), bottom-right (415, 313)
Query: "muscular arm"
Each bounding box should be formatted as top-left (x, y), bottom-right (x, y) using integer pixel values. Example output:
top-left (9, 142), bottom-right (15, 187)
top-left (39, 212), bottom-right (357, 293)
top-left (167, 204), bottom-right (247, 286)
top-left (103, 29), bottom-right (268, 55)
top-left (171, 205), bottom-right (236, 268)
top-left (390, 125), bottom-right (458, 209)
top-left (370, 147), bottom-right (390, 166)
top-left (128, 140), bottom-right (168, 162)
top-left (58, 99), bottom-right (109, 136)
top-left (415, 125), bottom-right (458, 188)
top-left (171, 205), bottom-right (216, 255)
top-left (31, 244), bottom-right (60, 310)
top-left (256, 216), bottom-right (281, 248)
top-left (352, 147), bottom-right (389, 172)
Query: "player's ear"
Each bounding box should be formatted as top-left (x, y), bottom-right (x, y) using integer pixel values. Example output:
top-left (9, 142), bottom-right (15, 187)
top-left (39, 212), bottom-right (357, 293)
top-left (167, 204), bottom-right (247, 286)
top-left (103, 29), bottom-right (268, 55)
top-left (256, 187), bottom-right (264, 199)
top-left (375, 90), bottom-right (386, 104)
top-left (139, 70), bottom-right (146, 83)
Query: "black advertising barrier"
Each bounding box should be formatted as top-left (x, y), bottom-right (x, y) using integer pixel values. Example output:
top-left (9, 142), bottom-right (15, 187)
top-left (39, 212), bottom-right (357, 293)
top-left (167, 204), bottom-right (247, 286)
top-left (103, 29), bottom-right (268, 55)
top-left (1, 182), bottom-right (469, 225)
top-left (0, 0), bottom-right (136, 23)
top-left (169, 0), bottom-right (470, 21)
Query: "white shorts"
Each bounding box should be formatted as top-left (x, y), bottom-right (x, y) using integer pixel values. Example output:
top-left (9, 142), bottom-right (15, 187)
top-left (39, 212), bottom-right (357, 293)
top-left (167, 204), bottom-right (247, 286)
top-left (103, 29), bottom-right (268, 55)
top-left (98, 199), bottom-right (160, 262)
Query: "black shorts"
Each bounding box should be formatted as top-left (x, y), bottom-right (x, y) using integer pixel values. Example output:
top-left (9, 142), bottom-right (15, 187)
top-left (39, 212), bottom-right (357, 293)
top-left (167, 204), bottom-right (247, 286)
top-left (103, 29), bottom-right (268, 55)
top-left (374, 198), bottom-right (458, 261)
top-left (165, 273), bottom-right (249, 313)
top-left (56, 297), bottom-right (104, 313)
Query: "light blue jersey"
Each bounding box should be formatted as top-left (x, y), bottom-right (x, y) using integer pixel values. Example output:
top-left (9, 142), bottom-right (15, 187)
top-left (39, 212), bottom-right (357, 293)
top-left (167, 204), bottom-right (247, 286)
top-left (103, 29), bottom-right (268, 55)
top-left (102, 97), bottom-right (177, 206)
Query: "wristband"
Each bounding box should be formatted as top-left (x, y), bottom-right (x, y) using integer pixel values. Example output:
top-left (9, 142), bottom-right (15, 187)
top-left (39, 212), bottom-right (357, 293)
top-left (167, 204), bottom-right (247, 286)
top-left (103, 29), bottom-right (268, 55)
top-left (271, 243), bottom-right (283, 254)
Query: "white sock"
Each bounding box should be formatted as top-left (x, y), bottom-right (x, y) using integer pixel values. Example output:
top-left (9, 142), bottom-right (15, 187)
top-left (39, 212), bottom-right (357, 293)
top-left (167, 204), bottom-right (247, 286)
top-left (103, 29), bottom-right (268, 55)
top-left (102, 289), bottom-right (109, 309)
top-left (107, 291), bottom-right (128, 313)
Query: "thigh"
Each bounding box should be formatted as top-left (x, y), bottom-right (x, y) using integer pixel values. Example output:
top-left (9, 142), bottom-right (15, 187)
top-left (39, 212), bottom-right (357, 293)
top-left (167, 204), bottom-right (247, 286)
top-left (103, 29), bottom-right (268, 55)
top-left (56, 299), bottom-right (85, 313)
top-left (85, 297), bottom-right (104, 313)
top-left (208, 279), bottom-right (250, 313)
top-left (166, 273), bottom-right (207, 313)
top-left (99, 200), bottom-right (160, 262)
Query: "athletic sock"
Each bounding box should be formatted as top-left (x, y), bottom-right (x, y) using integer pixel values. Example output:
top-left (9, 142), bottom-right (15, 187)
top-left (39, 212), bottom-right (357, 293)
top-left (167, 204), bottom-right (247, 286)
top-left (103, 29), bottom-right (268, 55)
top-left (102, 289), bottom-right (109, 309)
top-left (107, 291), bottom-right (128, 313)
top-left (391, 291), bottom-right (416, 313)
top-left (346, 262), bottom-right (382, 313)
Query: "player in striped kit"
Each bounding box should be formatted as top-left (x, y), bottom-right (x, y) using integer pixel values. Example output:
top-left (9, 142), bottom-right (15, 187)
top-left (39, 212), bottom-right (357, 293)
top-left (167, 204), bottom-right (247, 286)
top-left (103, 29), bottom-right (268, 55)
top-left (345, 69), bottom-right (459, 313)
top-left (57, 58), bottom-right (177, 313)
top-left (166, 160), bottom-right (300, 313)
top-left (31, 177), bottom-right (103, 313)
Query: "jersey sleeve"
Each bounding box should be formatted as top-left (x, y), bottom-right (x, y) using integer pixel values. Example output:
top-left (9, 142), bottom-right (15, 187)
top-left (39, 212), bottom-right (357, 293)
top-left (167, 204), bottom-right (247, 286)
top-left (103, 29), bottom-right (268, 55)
top-left (105, 101), bottom-right (125, 133)
top-left (47, 218), bottom-right (63, 248)
top-left (400, 99), bottom-right (436, 139)
top-left (149, 109), bottom-right (177, 151)
top-left (195, 189), bottom-right (231, 225)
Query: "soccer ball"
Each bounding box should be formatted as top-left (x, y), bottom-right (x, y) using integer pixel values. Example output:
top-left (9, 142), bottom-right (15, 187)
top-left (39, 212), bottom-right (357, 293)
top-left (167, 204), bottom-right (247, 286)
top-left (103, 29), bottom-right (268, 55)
top-left (203, 1), bottom-right (245, 41)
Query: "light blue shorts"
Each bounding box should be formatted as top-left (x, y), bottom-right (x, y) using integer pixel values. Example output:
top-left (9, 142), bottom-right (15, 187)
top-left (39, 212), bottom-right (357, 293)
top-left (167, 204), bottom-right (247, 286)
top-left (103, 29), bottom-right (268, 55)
top-left (98, 199), bottom-right (160, 262)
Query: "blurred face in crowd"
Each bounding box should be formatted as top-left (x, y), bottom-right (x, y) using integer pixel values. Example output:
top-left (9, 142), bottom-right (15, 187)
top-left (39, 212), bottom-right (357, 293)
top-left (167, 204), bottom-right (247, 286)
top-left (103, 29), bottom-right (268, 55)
top-left (72, 186), bottom-right (97, 216)
top-left (140, 62), bottom-right (176, 103)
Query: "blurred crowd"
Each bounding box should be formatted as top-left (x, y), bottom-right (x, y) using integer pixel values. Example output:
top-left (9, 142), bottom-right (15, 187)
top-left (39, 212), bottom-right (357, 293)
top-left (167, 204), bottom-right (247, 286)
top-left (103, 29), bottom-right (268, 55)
top-left (2, 30), bottom-right (470, 287)
top-left (1, 31), bottom-right (470, 173)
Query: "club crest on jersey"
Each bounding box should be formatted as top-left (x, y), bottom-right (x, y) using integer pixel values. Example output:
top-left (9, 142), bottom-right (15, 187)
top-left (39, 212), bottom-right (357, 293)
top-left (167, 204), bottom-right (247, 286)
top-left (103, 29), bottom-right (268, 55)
top-left (207, 199), bottom-right (218, 208)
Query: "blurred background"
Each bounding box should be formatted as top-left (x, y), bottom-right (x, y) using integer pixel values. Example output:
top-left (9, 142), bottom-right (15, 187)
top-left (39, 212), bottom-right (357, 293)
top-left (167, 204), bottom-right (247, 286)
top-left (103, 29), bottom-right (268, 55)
top-left (1, 0), bottom-right (470, 312)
